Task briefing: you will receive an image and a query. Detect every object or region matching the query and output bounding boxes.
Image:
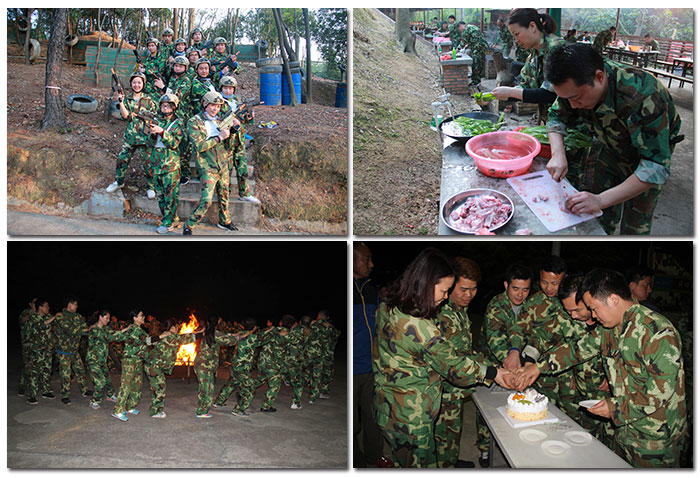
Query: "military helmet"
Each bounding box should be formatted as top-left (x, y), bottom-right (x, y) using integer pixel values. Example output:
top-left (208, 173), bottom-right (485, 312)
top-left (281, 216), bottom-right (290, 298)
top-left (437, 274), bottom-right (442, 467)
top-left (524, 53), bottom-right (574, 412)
top-left (159, 93), bottom-right (179, 108)
top-left (146, 37), bottom-right (159, 46)
top-left (214, 37), bottom-right (227, 45)
top-left (219, 76), bottom-right (237, 89)
top-left (162, 28), bottom-right (174, 36)
top-left (202, 91), bottom-right (225, 107)
top-left (190, 28), bottom-right (202, 37)
top-left (187, 47), bottom-right (202, 58)
top-left (173, 56), bottom-right (190, 67)
top-left (175, 37), bottom-right (187, 47)
top-left (129, 71), bottom-right (147, 84)
top-left (195, 58), bottom-right (211, 69)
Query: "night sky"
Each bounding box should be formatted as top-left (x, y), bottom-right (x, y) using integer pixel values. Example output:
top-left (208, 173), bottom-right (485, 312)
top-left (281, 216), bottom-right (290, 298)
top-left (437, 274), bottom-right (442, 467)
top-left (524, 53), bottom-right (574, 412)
top-left (7, 241), bottom-right (347, 357)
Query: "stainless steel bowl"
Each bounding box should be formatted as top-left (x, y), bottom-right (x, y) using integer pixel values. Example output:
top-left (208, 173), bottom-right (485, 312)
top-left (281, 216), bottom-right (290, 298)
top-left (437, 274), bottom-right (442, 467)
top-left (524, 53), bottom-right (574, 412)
top-left (441, 188), bottom-right (515, 234)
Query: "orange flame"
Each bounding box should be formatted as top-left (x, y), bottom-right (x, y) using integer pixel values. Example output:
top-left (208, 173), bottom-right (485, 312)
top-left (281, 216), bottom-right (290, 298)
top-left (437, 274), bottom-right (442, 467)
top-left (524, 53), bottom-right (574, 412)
top-left (175, 312), bottom-right (200, 365)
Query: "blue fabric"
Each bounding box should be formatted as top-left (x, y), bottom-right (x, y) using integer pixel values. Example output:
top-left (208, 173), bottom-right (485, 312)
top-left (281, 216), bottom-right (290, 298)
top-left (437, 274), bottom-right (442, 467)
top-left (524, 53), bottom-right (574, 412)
top-left (353, 278), bottom-right (379, 375)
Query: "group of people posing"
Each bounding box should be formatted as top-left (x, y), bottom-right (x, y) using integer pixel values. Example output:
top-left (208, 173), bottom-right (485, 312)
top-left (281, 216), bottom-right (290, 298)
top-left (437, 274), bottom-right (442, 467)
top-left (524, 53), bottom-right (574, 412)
top-left (104, 27), bottom-right (260, 235)
top-left (18, 297), bottom-right (341, 421)
top-left (354, 243), bottom-right (686, 468)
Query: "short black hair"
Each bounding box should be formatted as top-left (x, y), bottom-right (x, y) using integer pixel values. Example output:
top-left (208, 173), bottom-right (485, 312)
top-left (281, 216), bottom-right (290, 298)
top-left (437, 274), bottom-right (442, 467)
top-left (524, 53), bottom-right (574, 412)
top-left (545, 43), bottom-right (605, 87)
top-left (541, 255), bottom-right (567, 275)
top-left (35, 298), bottom-right (49, 308)
top-left (458, 21), bottom-right (466, 27)
top-left (559, 273), bottom-right (584, 301)
top-left (581, 268), bottom-right (632, 303)
top-left (625, 265), bottom-right (654, 284)
top-left (64, 296), bottom-right (78, 308)
top-left (448, 15), bottom-right (456, 20)
top-left (281, 314), bottom-right (295, 328)
top-left (644, 33), bottom-right (652, 39)
top-left (504, 262), bottom-right (532, 284)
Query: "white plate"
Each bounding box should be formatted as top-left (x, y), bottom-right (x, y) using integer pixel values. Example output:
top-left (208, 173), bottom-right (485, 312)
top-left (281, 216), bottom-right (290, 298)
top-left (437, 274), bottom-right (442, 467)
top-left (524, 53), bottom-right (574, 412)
top-left (578, 399), bottom-right (600, 409)
top-left (565, 431), bottom-right (593, 446)
top-left (519, 428), bottom-right (547, 443)
top-left (541, 440), bottom-right (571, 456)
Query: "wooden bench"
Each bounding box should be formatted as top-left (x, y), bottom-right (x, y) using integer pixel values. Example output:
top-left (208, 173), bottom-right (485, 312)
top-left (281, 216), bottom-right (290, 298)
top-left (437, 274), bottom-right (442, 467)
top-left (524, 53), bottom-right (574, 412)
top-left (644, 66), bottom-right (693, 88)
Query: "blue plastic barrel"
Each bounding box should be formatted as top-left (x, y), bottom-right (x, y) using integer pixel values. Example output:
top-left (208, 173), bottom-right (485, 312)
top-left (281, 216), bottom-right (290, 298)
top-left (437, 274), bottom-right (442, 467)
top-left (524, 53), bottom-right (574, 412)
top-left (259, 67), bottom-right (282, 106)
top-left (282, 70), bottom-right (302, 105)
top-left (335, 82), bottom-right (347, 108)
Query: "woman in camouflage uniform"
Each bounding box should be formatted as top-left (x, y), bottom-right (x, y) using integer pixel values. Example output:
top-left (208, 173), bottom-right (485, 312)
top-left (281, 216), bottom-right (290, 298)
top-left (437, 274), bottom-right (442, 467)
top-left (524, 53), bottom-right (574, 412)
top-left (373, 248), bottom-right (515, 467)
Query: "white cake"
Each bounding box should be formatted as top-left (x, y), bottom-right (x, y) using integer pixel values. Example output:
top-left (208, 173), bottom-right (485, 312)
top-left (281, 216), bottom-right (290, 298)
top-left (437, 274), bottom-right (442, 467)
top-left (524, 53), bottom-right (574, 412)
top-left (506, 388), bottom-right (549, 421)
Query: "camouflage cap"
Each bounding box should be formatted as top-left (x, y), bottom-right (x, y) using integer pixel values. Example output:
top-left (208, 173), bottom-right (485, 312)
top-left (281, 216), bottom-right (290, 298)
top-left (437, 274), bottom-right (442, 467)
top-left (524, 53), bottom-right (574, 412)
top-left (219, 76), bottom-right (237, 88)
top-left (129, 71), bottom-right (147, 84)
top-left (187, 47), bottom-right (202, 58)
top-left (175, 37), bottom-right (187, 46)
top-left (190, 28), bottom-right (202, 37)
top-left (146, 37), bottom-right (159, 46)
top-left (162, 28), bottom-right (174, 36)
top-left (159, 93), bottom-right (179, 108)
top-left (214, 37), bottom-right (227, 45)
top-left (202, 91), bottom-right (225, 107)
top-left (173, 56), bottom-right (190, 67)
top-left (195, 58), bottom-right (211, 69)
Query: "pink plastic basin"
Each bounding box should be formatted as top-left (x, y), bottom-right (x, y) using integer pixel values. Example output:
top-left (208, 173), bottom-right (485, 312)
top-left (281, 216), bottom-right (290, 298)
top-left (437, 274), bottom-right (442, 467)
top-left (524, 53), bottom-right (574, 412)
top-left (466, 131), bottom-right (541, 178)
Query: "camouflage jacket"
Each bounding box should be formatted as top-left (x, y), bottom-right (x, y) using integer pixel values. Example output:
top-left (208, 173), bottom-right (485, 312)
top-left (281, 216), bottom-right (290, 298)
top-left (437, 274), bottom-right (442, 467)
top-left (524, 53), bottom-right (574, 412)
top-left (592, 30), bottom-right (613, 55)
top-left (232, 332), bottom-right (258, 372)
top-left (219, 100), bottom-right (246, 157)
top-left (283, 324), bottom-right (306, 361)
top-left (187, 113), bottom-right (232, 171)
top-left (209, 51), bottom-right (240, 76)
top-left (146, 332), bottom-right (197, 374)
top-left (25, 312), bottom-right (54, 350)
top-left (547, 59), bottom-right (682, 185)
top-left (19, 308), bottom-right (32, 346)
top-left (141, 52), bottom-right (167, 96)
top-left (372, 303), bottom-right (492, 429)
top-left (538, 304), bottom-right (686, 445)
top-left (194, 331), bottom-right (239, 369)
top-left (319, 320), bottom-right (341, 357)
top-left (513, 291), bottom-right (569, 357)
top-left (147, 114), bottom-right (183, 174)
top-left (462, 25), bottom-right (488, 52)
top-left (86, 325), bottom-right (131, 366)
top-left (520, 34), bottom-right (565, 91)
top-left (499, 24), bottom-right (514, 53)
top-left (190, 77), bottom-right (218, 115)
top-left (167, 74), bottom-right (193, 120)
top-left (114, 325), bottom-right (149, 360)
top-left (123, 93), bottom-right (158, 145)
top-left (257, 326), bottom-right (286, 371)
top-left (306, 321), bottom-right (325, 359)
top-left (53, 309), bottom-right (87, 354)
top-left (483, 291), bottom-right (523, 363)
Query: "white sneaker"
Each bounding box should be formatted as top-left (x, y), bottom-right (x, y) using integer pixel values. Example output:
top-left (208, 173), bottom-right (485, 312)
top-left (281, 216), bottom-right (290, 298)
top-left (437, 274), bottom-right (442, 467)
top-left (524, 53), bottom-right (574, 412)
top-left (152, 411), bottom-right (166, 418)
top-left (240, 195), bottom-right (261, 204)
top-left (156, 225), bottom-right (173, 234)
top-left (106, 394), bottom-right (117, 402)
top-left (146, 189), bottom-right (156, 199)
top-left (290, 403), bottom-right (302, 410)
top-left (89, 401), bottom-right (100, 410)
top-left (106, 181), bottom-right (123, 193)
top-left (319, 393), bottom-right (330, 399)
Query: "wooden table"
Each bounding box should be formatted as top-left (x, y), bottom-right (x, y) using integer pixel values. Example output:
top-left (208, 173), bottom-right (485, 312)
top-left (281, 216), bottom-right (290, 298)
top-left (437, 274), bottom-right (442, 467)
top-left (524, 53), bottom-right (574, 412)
top-left (472, 385), bottom-right (631, 468)
top-left (605, 47), bottom-right (659, 68)
top-left (672, 56), bottom-right (694, 79)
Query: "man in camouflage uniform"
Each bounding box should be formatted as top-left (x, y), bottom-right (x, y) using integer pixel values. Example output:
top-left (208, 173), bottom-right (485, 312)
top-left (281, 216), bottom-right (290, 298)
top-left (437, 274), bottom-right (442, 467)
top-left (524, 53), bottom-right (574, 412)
top-left (189, 28), bottom-right (207, 55)
top-left (147, 93), bottom-right (184, 234)
top-left (183, 91), bottom-right (242, 235)
top-left (214, 318), bottom-right (259, 416)
top-left (86, 312), bottom-right (131, 409)
top-left (25, 299), bottom-right (57, 404)
top-left (186, 49), bottom-right (202, 81)
top-left (106, 72), bottom-right (158, 198)
top-left (434, 257), bottom-right (492, 468)
top-left (545, 43), bottom-right (683, 234)
top-left (517, 269), bottom-right (686, 467)
top-left (254, 322), bottom-right (287, 412)
top-left (461, 24), bottom-right (488, 87)
top-left (278, 315), bottom-right (306, 408)
top-left (139, 38), bottom-right (167, 100)
top-left (209, 37), bottom-right (240, 77)
top-left (592, 28), bottom-right (614, 56)
top-left (18, 298), bottom-right (37, 397)
top-left (159, 56), bottom-right (193, 183)
top-left (158, 28), bottom-right (175, 67)
top-left (497, 18), bottom-right (514, 57)
top-left (53, 298), bottom-right (92, 404)
top-left (305, 314), bottom-right (326, 403)
top-left (317, 310), bottom-right (341, 399)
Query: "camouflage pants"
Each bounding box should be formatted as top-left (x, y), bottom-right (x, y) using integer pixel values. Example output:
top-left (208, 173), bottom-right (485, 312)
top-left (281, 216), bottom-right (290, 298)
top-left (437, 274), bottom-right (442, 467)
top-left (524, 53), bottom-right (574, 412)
top-left (286, 362), bottom-right (304, 405)
top-left (115, 143), bottom-right (153, 189)
top-left (178, 134), bottom-right (191, 178)
top-left (320, 356), bottom-right (335, 395)
top-left (27, 348), bottom-right (53, 399)
top-left (435, 392), bottom-right (465, 467)
top-left (307, 354), bottom-right (324, 401)
top-left (19, 344), bottom-right (31, 392)
top-left (154, 169), bottom-right (181, 228)
top-left (381, 419), bottom-right (438, 467)
top-left (555, 372), bottom-right (582, 423)
top-left (186, 166), bottom-right (231, 228)
top-left (194, 359), bottom-right (218, 415)
top-left (57, 351), bottom-right (89, 399)
top-left (476, 409), bottom-right (490, 453)
top-left (229, 153), bottom-right (249, 198)
top-left (229, 372), bottom-right (256, 412)
top-left (144, 364), bottom-right (168, 416)
top-left (470, 46), bottom-right (487, 86)
top-left (114, 357), bottom-right (144, 414)
top-left (256, 367), bottom-right (283, 409)
top-left (536, 373), bottom-right (560, 408)
top-left (215, 365), bottom-right (251, 406)
top-left (592, 149), bottom-right (663, 235)
top-left (87, 359), bottom-right (115, 404)
top-left (614, 433), bottom-right (683, 467)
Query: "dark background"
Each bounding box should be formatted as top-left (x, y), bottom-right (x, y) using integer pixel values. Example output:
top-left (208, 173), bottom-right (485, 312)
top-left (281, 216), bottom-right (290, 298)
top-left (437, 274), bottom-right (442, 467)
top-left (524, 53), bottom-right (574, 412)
top-left (7, 241), bottom-right (347, 358)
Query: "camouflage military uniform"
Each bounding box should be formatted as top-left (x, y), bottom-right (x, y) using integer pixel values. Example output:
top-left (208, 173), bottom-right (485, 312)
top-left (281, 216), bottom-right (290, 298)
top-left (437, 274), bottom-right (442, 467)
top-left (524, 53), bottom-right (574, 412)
top-left (112, 325), bottom-right (149, 414)
top-left (319, 320), bottom-right (341, 396)
top-left (141, 52), bottom-right (167, 100)
top-left (194, 331), bottom-right (240, 415)
top-left (210, 51), bottom-right (240, 77)
top-left (592, 30), bottom-right (613, 56)
top-left (281, 324), bottom-right (306, 406)
top-left (434, 299), bottom-right (493, 467)
top-left (215, 333), bottom-right (258, 412)
top-left (373, 303), bottom-right (495, 468)
top-left (564, 31), bottom-right (578, 43)
top-left (86, 325), bottom-right (132, 404)
top-left (515, 45), bottom-right (529, 63)
top-left (547, 59), bottom-right (683, 234)
top-left (219, 99), bottom-right (249, 198)
top-left (254, 326), bottom-right (286, 409)
top-left (144, 332), bottom-right (197, 416)
top-left (18, 308), bottom-right (33, 394)
top-left (538, 304), bottom-right (686, 467)
top-left (519, 34), bottom-right (566, 124)
top-left (482, 291), bottom-right (521, 364)
top-left (190, 77), bottom-right (218, 118)
top-left (305, 321), bottom-right (325, 401)
top-left (115, 93), bottom-right (158, 188)
top-left (25, 311), bottom-right (55, 399)
top-left (185, 112), bottom-right (232, 228)
top-left (168, 73), bottom-right (193, 178)
top-left (147, 113), bottom-right (184, 228)
top-left (462, 25), bottom-right (488, 86)
top-left (54, 309), bottom-right (90, 399)
top-left (499, 24), bottom-right (514, 56)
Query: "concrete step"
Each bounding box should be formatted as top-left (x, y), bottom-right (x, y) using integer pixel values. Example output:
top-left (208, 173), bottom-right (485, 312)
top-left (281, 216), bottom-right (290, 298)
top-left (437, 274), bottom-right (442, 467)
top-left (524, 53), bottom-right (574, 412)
top-left (180, 177), bottom-right (257, 195)
top-left (186, 163), bottom-right (255, 178)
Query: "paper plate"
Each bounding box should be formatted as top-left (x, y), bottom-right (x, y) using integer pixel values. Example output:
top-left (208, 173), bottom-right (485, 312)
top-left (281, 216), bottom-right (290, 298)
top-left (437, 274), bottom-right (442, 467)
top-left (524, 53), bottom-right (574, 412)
top-left (541, 440), bottom-right (571, 456)
top-left (519, 428), bottom-right (547, 443)
top-left (565, 431), bottom-right (593, 446)
top-left (578, 399), bottom-right (600, 409)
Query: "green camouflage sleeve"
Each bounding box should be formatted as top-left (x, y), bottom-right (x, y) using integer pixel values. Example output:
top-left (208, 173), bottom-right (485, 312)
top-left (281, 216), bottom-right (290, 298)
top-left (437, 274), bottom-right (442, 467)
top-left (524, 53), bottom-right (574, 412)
top-left (215, 331), bottom-right (240, 347)
top-left (100, 325), bottom-right (132, 342)
top-left (537, 329), bottom-right (601, 374)
top-left (160, 119), bottom-right (183, 150)
top-left (187, 116), bottom-right (220, 154)
top-left (627, 92), bottom-right (674, 184)
top-left (546, 98), bottom-right (571, 136)
top-left (484, 295), bottom-right (513, 363)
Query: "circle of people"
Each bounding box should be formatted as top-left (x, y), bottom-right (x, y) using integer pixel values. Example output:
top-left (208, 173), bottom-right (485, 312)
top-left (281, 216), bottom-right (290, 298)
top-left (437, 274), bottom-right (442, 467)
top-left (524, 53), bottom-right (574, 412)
top-left (356, 244), bottom-right (686, 468)
top-left (18, 299), bottom-right (340, 421)
top-left (104, 28), bottom-right (260, 235)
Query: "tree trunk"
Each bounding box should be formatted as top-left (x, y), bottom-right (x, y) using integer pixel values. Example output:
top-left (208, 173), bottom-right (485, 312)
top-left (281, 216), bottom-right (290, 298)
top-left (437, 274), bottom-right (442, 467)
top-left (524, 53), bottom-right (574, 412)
top-left (232, 9), bottom-right (240, 47)
top-left (94, 8), bottom-right (102, 86)
top-left (188, 8), bottom-right (195, 40)
top-left (173, 8), bottom-right (179, 39)
top-left (303, 8), bottom-right (312, 104)
top-left (136, 9), bottom-right (143, 50)
top-left (395, 8), bottom-right (415, 54)
top-left (24, 8), bottom-right (33, 65)
top-left (276, 9), bottom-right (298, 62)
top-left (41, 8), bottom-right (68, 131)
top-left (273, 8), bottom-right (297, 106)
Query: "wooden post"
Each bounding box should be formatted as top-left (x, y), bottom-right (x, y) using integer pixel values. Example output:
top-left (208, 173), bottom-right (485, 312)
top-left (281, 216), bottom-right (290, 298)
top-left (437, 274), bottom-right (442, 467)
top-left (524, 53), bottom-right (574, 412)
top-left (303, 8), bottom-right (312, 104)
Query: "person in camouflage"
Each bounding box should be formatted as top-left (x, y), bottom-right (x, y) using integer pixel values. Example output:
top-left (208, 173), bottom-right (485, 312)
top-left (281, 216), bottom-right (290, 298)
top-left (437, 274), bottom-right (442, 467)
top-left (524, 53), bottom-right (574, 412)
top-left (279, 315), bottom-right (306, 408)
top-left (592, 28), bottom-right (614, 56)
top-left (144, 318), bottom-right (200, 418)
top-left (53, 298), bottom-right (92, 404)
top-left (189, 59), bottom-right (219, 117)
top-left (373, 248), bottom-right (516, 468)
top-left (460, 24), bottom-right (488, 87)
top-left (434, 257), bottom-right (492, 468)
top-left (516, 269), bottom-right (686, 467)
top-left (209, 37), bottom-right (240, 77)
top-left (111, 309), bottom-right (150, 421)
top-left (183, 91), bottom-right (241, 234)
top-left (186, 49), bottom-right (202, 81)
top-left (564, 29), bottom-right (578, 43)
top-left (253, 321), bottom-right (288, 412)
top-left (305, 314), bottom-right (325, 403)
top-left (316, 310), bottom-right (341, 399)
top-left (189, 28), bottom-right (208, 56)
top-left (18, 298), bottom-right (37, 397)
top-left (139, 38), bottom-right (167, 100)
top-left (158, 28), bottom-right (175, 68)
top-left (214, 318), bottom-right (259, 416)
top-left (497, 18), bottom-right (514, 57)
top-left (147, 93), bottom-right (184, 234)
top-left (25, 299), bottom-right (57, 404)
top-left (106, 72), bottom-right (158, 198)
top-left (194, 315), bottom-right (249, 418)
top-left (545, 43), bottom-right (683, 234)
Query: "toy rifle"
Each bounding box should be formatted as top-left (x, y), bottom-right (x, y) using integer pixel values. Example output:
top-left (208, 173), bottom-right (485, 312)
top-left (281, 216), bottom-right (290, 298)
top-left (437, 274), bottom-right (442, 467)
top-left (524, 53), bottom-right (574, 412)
top-left (218, 98), bottom-right (262, 132)
top-left (133, 109), bottom-right (160, 129)
top-left (132, 48), bottom-right (144, 71)
top-left (211, 51), bottom-right (240, 72)
top-left (111, 68), bottom-right (124, 97)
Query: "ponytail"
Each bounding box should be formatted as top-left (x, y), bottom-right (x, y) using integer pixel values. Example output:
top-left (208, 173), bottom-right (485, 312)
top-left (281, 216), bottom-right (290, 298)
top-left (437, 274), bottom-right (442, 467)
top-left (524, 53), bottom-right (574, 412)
top-left (508, 9), bottom-right (558, 35)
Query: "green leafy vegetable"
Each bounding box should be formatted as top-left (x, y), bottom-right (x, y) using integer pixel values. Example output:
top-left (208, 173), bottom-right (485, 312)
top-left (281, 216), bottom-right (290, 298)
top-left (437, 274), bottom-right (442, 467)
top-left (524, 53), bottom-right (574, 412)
top-left (473, 92), bottom-right (495, 102)
top-left (518, 125), bottom-right (592, 150)
top-left (454, 113), bottom-right (504, 136)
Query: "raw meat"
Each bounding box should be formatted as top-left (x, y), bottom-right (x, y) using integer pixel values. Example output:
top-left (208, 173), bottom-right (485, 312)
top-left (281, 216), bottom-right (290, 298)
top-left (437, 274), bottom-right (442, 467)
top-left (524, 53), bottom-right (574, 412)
top-left (449, 194), bottom-right (512, 233)
top-left (515, 228), bottom-right (533, 235)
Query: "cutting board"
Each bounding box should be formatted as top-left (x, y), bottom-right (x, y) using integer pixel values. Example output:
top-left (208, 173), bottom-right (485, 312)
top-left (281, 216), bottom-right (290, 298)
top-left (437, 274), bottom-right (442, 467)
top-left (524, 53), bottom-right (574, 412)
top-left (507, 171), bottom-right (602, 232)
top-left (497, 406), bottom-right (560, 429)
